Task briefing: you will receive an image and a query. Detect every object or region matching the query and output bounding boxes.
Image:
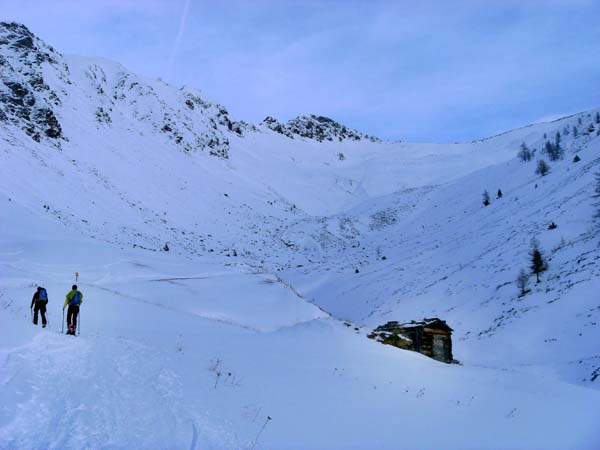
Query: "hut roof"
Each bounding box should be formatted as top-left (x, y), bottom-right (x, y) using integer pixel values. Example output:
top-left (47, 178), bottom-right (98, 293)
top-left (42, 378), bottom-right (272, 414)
top-left (400, 318), bottom-right (452, 331)
top-left (378, 318), bottom-right (452, 332)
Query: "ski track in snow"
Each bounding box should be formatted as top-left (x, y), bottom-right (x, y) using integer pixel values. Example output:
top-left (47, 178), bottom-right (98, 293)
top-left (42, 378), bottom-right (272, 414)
top-left (1, 332), bottom-right (181, 449)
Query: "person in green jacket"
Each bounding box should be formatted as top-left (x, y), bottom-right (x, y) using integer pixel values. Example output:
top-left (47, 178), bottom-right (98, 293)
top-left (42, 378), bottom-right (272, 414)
top-left (63, 285), bottom-right (83, 335)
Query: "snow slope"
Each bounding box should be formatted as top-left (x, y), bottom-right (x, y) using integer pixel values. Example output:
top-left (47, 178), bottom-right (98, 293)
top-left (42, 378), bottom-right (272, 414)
top-left (2, 202), bottom-right (599, 450)
top-left (1, 22), bottom-right (600, 449)
top-left (281, 112), bottom-right (600, 389)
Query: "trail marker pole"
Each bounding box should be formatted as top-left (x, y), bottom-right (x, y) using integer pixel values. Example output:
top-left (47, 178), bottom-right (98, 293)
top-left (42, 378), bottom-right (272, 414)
top-left (75, 272), bottom-right (79, 283)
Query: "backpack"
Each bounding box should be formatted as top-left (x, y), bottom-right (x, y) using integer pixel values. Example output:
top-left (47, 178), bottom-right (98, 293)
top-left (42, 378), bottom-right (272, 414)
top-left (70, 291), bottom-right (81, 305)
top-left (37, 288), bottom-right (47, 302)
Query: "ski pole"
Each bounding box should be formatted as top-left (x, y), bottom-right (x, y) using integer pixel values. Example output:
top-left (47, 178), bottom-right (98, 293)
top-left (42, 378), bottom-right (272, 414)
top-left (77, 310), bottom-right (81, 336)
top-left (62, 308), bottom-right (65, 334)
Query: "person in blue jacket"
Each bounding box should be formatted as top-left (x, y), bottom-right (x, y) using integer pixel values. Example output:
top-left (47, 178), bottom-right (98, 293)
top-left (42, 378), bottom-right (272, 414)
top-left (30, 286), bottom-right (48, 327)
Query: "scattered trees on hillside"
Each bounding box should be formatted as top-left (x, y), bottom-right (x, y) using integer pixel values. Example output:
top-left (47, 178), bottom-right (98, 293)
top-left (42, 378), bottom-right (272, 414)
top-left (596, 112), bottom-right (600, 124)
top-left (573, 126), bottom-right (579, 137)
top-left (163, 243), bottom-right (170, 252)
top-left (573, 155), bottom-right (581, 163)
top-left (593, 171), bottom-right (600, 220)
top-left (482, 190), bottom-right (490, 206)
top-left (530, 238), bottom-right (548, 283)
top-left (497, 189), bottom-right (503, 199)
top-left (535, 159), bottom-right (550, 176)
top-left (518, 143), bottom-right (532, 162)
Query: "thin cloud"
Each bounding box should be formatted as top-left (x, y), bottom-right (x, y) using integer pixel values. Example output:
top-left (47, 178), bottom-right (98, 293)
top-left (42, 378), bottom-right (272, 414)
top-left (167, 0), bottom-right (192, 82)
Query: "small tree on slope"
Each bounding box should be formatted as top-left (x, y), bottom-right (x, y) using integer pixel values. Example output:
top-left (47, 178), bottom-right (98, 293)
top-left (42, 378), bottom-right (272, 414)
top-left (482, 190), bottom-right (491, 206)
top-left (536, 159), bottom-right (550, 177)
top-left (517, 269), bottom-right (529, 296)
top-left (518, 143), bottom-right (532, 162)
top-left (530, 238), bottom-right (548, 283)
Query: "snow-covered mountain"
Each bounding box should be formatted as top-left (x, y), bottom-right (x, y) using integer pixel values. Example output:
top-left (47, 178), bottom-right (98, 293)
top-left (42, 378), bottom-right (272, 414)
top-left (1, 22), bottom-right (599, 449)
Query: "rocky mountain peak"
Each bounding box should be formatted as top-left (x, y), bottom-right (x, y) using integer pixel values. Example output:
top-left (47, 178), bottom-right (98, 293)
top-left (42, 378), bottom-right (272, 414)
top-left (0, 22), bottom-right (62, 66)
top-left (0, 22), bottom-right (67, 143)
top-left (261, 114), bottom-right (381, 143)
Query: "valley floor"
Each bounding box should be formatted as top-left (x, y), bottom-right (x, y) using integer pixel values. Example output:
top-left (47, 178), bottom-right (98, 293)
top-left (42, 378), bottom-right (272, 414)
top-left (1, 233), bottom-right (599, 450)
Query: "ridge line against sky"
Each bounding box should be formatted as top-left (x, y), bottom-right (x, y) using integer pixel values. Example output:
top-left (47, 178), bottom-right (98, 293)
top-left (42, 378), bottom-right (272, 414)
top-left (3, 0), bottom-right (600, 143)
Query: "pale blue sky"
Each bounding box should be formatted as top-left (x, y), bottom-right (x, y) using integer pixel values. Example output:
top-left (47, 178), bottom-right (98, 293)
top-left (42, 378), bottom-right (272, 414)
top-left (4, 0), bottom-right (600, 142)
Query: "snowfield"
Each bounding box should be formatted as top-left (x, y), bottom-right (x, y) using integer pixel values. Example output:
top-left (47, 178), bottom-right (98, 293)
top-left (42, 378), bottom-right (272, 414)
top-left (1, 22), bottom-right (600, 449)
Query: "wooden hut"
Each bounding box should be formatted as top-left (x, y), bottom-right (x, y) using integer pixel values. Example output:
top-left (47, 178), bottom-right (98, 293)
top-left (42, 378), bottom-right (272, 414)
top-left (371, 318), bottom-right (453, 363)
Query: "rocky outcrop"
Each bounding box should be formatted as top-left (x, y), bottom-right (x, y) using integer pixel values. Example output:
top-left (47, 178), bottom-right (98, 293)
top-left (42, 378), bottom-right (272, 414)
top-left (262, 114), bottom-right (381, 143)
top-left (0, 22), bottom-right (66, 143)
top-left (0, 22), bottom-right (239, 158)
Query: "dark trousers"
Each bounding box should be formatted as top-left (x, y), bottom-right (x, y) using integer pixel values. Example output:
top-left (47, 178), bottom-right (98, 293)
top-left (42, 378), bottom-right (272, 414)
top-left (67, 305), bottom-right (80, 329)
top-left (33, 302), bottom-right (47, 325)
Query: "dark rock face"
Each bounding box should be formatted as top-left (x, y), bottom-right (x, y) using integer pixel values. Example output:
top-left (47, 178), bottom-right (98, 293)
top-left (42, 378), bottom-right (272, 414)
top-left (95, 107), bottom-right (112, 124)
top-left (0, 22), bottom-right (65, 143)
top-left (261, 116), bottom-right (295, 139)
top-left (262, 114), bottom-right (381, 143)
top-left (34, 108), bottom-right (62, 138)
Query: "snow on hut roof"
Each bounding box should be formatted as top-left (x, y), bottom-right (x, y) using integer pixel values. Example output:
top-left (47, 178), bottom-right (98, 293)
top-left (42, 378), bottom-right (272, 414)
top-left (377, 318), bottom-right (453, 332)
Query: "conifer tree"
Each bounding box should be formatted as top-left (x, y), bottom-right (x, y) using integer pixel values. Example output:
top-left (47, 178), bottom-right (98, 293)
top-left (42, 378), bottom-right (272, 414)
top-left (517, 269), bottom-right (529, 296)
top-left (530, 238), bottom-right (547, 283)
top-left (536, 159), bottom-right (550, 176)
top-left (545, 140), bottom-right (563, 161)
top-left (518, 142), bottom-right (532, 162)
top-left (482, 190), bottom-right (490, 206)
